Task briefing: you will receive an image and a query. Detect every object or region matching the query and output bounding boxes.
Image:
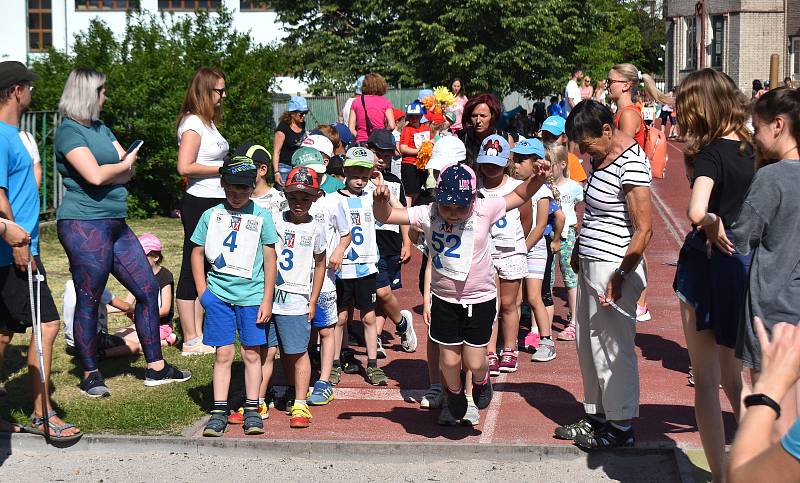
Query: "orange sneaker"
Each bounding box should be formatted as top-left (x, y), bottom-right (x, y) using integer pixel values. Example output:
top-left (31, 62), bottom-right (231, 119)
top-left (289, 402), bottom-right (312, 428)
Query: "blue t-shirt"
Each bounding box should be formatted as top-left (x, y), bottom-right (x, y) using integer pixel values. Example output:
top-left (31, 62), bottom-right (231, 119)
top-left (54, 118), bottom-right (128, 220)
top-left (547, 103), bottom-right (563, 118)
top-left (191, 201), bottom-right (279, 306)
top-left (781, 417), bottom-right (800, 460)
top-left (0, 121), bottom-right (39, 266)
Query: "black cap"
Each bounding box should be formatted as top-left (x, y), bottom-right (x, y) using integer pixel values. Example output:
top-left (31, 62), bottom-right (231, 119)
top-left (367, 129), bottom-right (395, 150)
top-left (219, 156), bottom-right (257, 187)
top-left (233, 142), bottom-right (271, 165)
top-left (0, 61), bottom-right (39, 90)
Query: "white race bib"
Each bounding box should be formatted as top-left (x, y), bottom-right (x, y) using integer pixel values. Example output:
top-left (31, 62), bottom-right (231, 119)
top-left (365, 181), bottom-right (401, 233)
top-left (642, 106), bottom-right (656, 121)
top-left (205, 208), bottom-right (263, 279)
top-left (413, 130), bottom-right (430, 148)
top-left (428, 209), bottom-right (475, 281)
top-left (275, 215), bottom-right (318, 295)
top-left (480, 179), bottom-right (523, 250)
top-left (340, 193), bottom-right (378, 264)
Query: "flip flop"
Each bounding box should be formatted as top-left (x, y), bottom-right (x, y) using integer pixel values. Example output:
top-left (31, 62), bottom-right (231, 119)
top-left (26, 410), bottom-right (82, 442)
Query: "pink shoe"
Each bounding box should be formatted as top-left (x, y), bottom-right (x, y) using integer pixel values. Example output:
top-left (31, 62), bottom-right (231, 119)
top-left (499, 348), bottom-right (518, 373)
top-left (522, 332), bottom-right (540, 352)
top-left (488, 353), bottom-right (500, 377)
top-left (636, 305), bottom-right (652, 322)
top-left (557, 322), bottom-right (576, 341)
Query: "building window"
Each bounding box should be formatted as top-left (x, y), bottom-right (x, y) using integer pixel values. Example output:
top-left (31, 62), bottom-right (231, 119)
top-left (711, 16), bottom-right (724, 69)
top-left (158, 0), bottom-right (222, 10)
top-left (685, 16), bottom-right (696, 70)
top-left (76, 0), bottom-right (141, 9)
top-left (792, 38), bottom-right (800, 80)
top-left (28, 0), bottom-right (53, 52)
top-left (240, 0), bottom-right (272, 10)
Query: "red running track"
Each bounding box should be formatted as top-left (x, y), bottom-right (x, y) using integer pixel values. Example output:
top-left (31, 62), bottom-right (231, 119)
top-left (194, 140), bottom-right (734, 447)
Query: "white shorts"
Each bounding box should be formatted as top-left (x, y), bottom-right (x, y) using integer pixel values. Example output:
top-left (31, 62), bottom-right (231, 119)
top-left (311, 290), bottom-right (338, 329)
top-left (492, 252), bottom-right (527, 280)
top-left (526, 240), bottom-right (548, 280)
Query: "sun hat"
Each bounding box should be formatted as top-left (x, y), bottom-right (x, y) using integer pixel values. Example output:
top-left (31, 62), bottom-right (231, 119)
top-left (367, 129), bottom-right (395, 150)
top-left (540, 115), bottom-right (566, 136)
top-left (291, 146), bottom-right (326, 174)
top-left (476, 134), bottom-right (510, 167)
top-left (302, 134), bottom-right (334, 158)
top-left (138, 233), bottom-right (162, 255)
top-left (436, 163), bottom-right (477, 207)
top-left (288, 96), bottom-right (308, 113)
top-left (510, 137), bottom-right (545, 158)
top-left (284, 166), bottom-right (321, 196)
top-left (233, 142), bottom-right (271, 165)
top-left (0, 61), bottom-right (39, 90)
top-left (427, 136), bottom-right (466, 172)
top-left (418, 88), bottom-right (434, 99)
top-left (343, 146), bottom-right (375, 169)
top-left (219, 156), bottom-right (257, 187)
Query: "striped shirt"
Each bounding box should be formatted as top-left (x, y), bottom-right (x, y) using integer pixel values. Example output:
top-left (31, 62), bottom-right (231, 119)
top-left (578, 144), bottom-right (651, 263)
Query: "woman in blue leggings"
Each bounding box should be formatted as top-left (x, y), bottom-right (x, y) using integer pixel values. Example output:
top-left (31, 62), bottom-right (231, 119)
top-left (54, 68), bottom-right (190, 397)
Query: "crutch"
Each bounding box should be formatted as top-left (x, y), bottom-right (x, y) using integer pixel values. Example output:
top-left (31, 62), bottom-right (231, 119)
top-left (27, 258), bottom-right (49, 441)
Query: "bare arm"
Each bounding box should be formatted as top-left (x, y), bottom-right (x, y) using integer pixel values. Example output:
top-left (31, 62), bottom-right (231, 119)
top-left (33, 162), bottom-right (42, 188)
top-left (272, 130), bottom-right (285, 186)
top-left (373, 185), bottom-right (411, 226)
top-left (603, 185), bottom-right (652, 305)
top-left (191, 245), bottom-right (207, 297)
top-left (328, 232), bottom-right (351, 271)
top-left (525, 198), bottom-right (550, 250)
top-left (109, 297), bottom-right (134, 314)
top-left (158, 283), bottom-right (173, 318)
top-left (618, 109), bottom-right (642, 139)
top-left (308, 252), bottom-right (326, 321)
top-left (177, 130), bottom-right (219, 178)
top-left (688, 176), bottom-right (735, 254)
top-left (0, 188), bottom-right (30, 271)
top-left (257, 244), bottom-right (277, 323)
top-left (519, 195), bottom-right (533, 236)
top-left (399, 143), bottom-right (419, 157)
top-left (64, 146), bottom-right (135, 186)
top-left (348, 108), bottom-right (358, 137)
top-left (504, 159), bottom-right (551, 211)
top-left (384, 108), bottom-right (396, 131)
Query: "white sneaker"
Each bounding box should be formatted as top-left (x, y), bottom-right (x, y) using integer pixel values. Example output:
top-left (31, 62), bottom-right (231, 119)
top-left (376, 338), bottom-right (387, 359)
top-left (461, 397), bottom-right (480, 426)
top-left (532, 338), bottom-right (556, 362)
top-left (636, 305), bottom-right (652, 322)
top-left (420, 385), bottom-right (443, 409)
top-left (181, 342), bottom-right (215, 356)
top-left (398, 310), bottom-right (418, 352)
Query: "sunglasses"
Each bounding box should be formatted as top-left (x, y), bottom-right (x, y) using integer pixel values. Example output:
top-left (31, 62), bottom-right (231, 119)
top-left (213, 88), bottom-right (226, 96)
top-left (294, 111), bottom-right (308, 116)
top-left (606, 79), bottom-right (627, 85)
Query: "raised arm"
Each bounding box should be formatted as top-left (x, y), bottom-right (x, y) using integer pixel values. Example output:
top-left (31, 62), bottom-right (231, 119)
top-left (373, 185), bottom-right (411, 226)
top-left (504, 159), bottom-right (550, 211)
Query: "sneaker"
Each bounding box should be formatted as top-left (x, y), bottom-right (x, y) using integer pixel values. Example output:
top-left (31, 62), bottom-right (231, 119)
top-left (636, 304), bottom-right (652, 322)
top-left (437, 405), bottom-right (459, 426)
top-left (446, 388), bottom-right (468, 420)
top-left (228, 402), bottom-right (269, 424)
top-left (341, 351), bottom-right (361, 374)
top-left (557, 322), bottom-right (577, 341)
top-left (398, 310), bottom-right (418, 352)
top-left (532, 338), bottom-right (556, 362)
top-left (283, 386), bottom-right (295, 414)
top-left (488, 353), bottom-right (500, 377)
top-left (522, 331), bottom-right (540, 352)
top-left (329, 366), bottom-right (342, 386)
top-left (307, 380), bottom-right (334, 406)
top-left (80, 371), bottom-right (110, 398)
top-left (144, 363), bottom-right (192, 386)
top-left (461, 396), bottom-right (480, 426)
top-left (365, 366), bottom-right (389, 386)
top-left (554, 416), bottom-right (606, 440)
top-left (289, 402), bottom-right (312, 428)
top-left (575, 422), bottom-right (635, 450)
top-left (499, 348), bottom-right (518, 373)
top-left (181, 341), bottom-right (215, 356)
top-left (420, 385), bottom-right (443, 409)
top-left (471, 375), bottom-right (493, 409)
top-left (376, 338), bottom-right (387, 359)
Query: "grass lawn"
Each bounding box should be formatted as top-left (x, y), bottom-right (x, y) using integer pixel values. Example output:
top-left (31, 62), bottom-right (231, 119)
top-left (0, 216), bottom-right (243, 435)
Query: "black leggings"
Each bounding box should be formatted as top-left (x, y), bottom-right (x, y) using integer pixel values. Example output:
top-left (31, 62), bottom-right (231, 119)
top-left (541, 235), bottom-right (554, 307)
top-left (176, 192), bottom-right (226, 300)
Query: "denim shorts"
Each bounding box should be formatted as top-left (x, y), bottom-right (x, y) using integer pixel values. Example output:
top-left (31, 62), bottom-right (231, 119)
top-left (311, 290), bottom-right (338, 329)
top-left (200, 289), bottom-right (267, 347)
top-left (376, 254), bottom-right (402, 290)
top-left (267, 313), bottom-right (312, 354)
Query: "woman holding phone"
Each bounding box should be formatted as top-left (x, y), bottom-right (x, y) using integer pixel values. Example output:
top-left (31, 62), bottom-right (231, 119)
top-left (55, 68), bottom-right (191, 397)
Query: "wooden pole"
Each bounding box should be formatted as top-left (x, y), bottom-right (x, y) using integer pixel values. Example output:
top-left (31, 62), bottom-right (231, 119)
top-left (770, 54), bottom-right (780, 88)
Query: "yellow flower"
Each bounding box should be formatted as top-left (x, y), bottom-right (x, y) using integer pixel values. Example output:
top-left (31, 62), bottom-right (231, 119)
top-left (434, 86), bottom-right (456, 107)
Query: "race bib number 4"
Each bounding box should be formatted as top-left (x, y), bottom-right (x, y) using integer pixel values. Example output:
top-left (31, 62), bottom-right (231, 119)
top-left (205, 209), bottom-right (263, 279)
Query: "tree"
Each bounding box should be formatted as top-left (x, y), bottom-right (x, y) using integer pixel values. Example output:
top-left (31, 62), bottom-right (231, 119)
top-left (30, 9), bottom-right (285, 217)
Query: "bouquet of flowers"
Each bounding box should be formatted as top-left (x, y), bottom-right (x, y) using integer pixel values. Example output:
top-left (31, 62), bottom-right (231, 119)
top-left (421, 86), bottom-right (456, 115)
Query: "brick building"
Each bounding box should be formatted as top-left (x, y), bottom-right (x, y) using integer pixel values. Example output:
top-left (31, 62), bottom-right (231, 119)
top-left (665, 0), bottom-right (799, 92)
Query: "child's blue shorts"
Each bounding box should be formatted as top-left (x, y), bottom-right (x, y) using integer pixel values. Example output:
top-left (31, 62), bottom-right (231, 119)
top-left (200, 289), bottom-right (267, 347)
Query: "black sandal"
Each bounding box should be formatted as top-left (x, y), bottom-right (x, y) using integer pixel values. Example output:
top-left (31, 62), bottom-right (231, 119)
top-left (242, 409), bottom-right (264, 435)
top-left (554, 417), bottom-right (604, 440)
top-left (202, 411), bottom-right (228, 437)
top-left (26, 410), bottom-right (82, 442)
top-left (575, 422), bottom-right (635, 450)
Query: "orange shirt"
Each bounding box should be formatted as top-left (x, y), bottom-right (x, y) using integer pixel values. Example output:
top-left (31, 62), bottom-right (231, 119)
top-left (399, 124), bottom-right (432, 165)
top-left (614, 104), bottom-right (646, 149)
top-left (567, 153), bottom-right (587, 182)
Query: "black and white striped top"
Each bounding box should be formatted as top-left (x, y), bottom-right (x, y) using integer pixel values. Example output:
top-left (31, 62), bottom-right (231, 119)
top-left (578, 144), bottom-right (651, 263)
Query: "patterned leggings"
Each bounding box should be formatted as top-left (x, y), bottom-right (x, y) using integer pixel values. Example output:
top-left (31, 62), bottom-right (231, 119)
top-left (57, 219), bottom-right (163, 372)
top-left (551, 226), bottom-right (578, 290)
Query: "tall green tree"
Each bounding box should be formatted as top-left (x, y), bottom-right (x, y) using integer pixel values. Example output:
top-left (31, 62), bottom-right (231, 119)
top-left (30, 9), bottom-right (285, 217)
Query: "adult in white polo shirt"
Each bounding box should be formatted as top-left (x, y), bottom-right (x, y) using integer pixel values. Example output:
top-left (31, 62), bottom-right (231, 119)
top-left (175, 67), bottom-right (229, 356)
top-left (563, 68), bottom-right (584, 117)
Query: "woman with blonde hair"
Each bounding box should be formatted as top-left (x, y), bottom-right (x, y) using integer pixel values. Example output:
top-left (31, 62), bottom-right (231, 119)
top-left (348, 73), bottom-right (396, 143)
top-left (671, 68), bottom-right (755, 481)
top-left (175, 67), bottom-right (228, 356)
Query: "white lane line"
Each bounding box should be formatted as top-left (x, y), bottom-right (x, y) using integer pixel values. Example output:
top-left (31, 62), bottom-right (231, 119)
top-left (272, 385), bottom-right (426, 402)
top-left (479, 373), bottom-right (508, 443)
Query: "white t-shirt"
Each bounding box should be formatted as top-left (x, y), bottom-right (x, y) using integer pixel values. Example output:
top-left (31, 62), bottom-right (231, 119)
top-left (564, 80), bottom-right (582, 115)
top-left (328, 190), bottom-right (379, 279)
top-left (272, 213), bottom-right (327, 316)
top-left (342, 97), bottom-right (355, 125)
top-left (177, 114), bottom-right (229, 199)
top-left (554, 178), bottom-right (584, 234)
top-left (19, 131), bottom-right (40, 164)
top-left (62, 280), bottom-right (113, 347)
top-left (251, 187), bottom-right (287, 214)
top-left (310, 194), bottom-right (350, 292)
top-left (479, 176), bottom-right (527, 257)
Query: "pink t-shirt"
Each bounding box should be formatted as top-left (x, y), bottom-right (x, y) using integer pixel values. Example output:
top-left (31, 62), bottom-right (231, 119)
top-left (408, 197), bottom-right (506, 304)
top-left (449, 95), bottom-right (469, 131)
top-left (351, 95), bottom-right (393, 142)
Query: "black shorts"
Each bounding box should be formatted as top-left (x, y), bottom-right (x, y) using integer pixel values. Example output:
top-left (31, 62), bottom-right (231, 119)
top-left (376, 254), bottom-right (402, 290)
top-left (336, 274), bottom-right (377, 312)
top-left (401, 163), bottom-right (425, 196)
top-left (429, 295), bottom-right (496, 347)
top-left (0, 256), bottom-right (60, 333)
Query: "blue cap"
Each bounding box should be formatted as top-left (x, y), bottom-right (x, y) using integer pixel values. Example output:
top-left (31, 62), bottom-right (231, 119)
top-left (541, 115), bottom-right (566, 136)
top-left (436, 163), bottom-right (477, 207)
top-left (406, 99), bottom-right (426, 116)
top-left (510, 137), bottom-right (545, 158)
top-left (334, 122), bottom-right (354, 147)
top-left (288, 96), bottom-right (308, 112)
top-left (355, 75), bottom-right (365, 95)
top-left (477, 134), bottom-right (510, 166)
top-left (418, 88), bottom-right (434, 99)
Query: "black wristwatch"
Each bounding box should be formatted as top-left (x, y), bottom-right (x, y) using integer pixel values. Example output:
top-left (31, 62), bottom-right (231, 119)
top-left (744, 393), bottom-right (781, 418)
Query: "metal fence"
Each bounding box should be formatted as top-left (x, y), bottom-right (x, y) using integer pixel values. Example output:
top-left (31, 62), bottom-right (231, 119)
top-left (19, 111), bottom-right (63, 215)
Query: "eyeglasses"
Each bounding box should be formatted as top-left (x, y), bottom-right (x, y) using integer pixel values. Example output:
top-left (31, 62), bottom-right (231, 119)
top-left (606, 79), bottom-right (627, 85)
top-left (213, 88), bottom-right (226, 96)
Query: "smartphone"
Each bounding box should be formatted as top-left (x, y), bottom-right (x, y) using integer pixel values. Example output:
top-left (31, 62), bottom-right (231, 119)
top-left (125, 140), bottom-right (144, 157)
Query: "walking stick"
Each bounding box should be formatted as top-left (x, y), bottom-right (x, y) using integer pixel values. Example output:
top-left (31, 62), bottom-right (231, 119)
top-left (27, 258), bottom-right (49, 442)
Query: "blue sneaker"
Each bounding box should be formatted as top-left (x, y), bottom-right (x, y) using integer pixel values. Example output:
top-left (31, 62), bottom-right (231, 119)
top-left (306, 380), bottom-right (334, 406)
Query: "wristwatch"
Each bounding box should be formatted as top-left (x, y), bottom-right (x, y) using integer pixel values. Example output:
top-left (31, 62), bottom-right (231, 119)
top-left (744, 393), bottom-right (781, 418)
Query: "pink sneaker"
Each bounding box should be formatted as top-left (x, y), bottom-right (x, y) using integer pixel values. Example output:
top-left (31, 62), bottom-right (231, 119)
top-left (557, 322), bottom-right (576, 341)
top-left (488, 353), bottom-right (500, 377)
top-left (636, 304), bottom-right (652, 322)
top-left (522, 332), bottom-right (540, 352)
top-left (499, 348), bottom-right (518, 373)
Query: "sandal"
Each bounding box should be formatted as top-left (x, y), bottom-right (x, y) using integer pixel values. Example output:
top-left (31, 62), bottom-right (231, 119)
top-left (242, 409), bottom-right (264, 435)
top-left (26, 410), bottom-right (82, 442)
top-left (202, 411), bottom-right (228, 437)
top-left (0, 418), bottom-right (22, 433)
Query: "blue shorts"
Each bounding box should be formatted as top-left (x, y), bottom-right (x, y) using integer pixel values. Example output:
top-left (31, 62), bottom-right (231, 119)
top-left (376, 254), bottom-right (402, 290)
top-left (200, 289), bottom-right (267, 347)
top-left (267, 313), bottom-right (311, 354)
top-left (311, 290), bottom-right (337, 329)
